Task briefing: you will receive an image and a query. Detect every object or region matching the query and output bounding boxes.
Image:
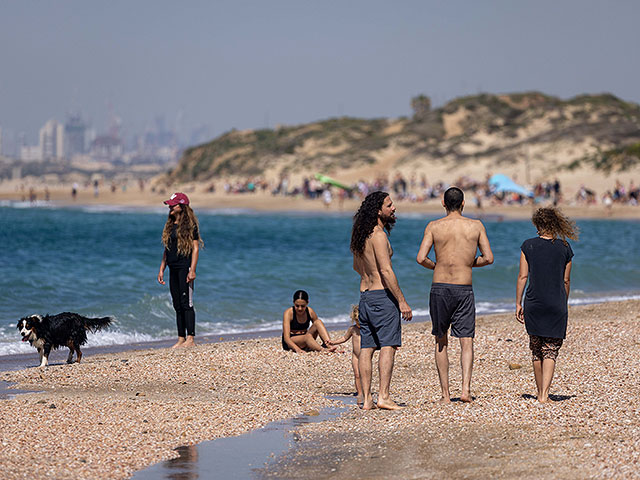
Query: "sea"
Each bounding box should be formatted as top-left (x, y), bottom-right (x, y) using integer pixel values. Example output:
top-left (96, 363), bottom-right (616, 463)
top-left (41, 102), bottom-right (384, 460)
top-left (1, 201), bottom-right (638, 356)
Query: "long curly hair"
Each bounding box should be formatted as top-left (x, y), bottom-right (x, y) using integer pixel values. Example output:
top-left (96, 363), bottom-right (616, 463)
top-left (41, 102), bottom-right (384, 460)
top-left (532, 207), bottom-right (579, 244)
top-left (350, 191), bottom-right (390, 255)
top-left (161, 205), bottom-right (204, 256)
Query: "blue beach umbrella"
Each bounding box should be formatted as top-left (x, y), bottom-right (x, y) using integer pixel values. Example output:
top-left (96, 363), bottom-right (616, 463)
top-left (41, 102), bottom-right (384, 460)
top-left (488, 174), bottom-right (533, 197)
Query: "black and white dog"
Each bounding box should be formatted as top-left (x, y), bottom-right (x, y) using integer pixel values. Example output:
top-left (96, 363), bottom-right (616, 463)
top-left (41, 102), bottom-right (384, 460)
top-left (17, 313), bottom-right (112, 367)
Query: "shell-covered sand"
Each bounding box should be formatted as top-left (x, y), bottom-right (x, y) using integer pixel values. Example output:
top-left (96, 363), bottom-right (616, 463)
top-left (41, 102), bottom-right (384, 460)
top-left (1, 300), bottom-right (639, 479)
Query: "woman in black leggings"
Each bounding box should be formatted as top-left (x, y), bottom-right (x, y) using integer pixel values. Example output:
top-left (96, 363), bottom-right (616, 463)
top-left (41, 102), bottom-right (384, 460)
top-left (157, 192), bottom-right (203, 348)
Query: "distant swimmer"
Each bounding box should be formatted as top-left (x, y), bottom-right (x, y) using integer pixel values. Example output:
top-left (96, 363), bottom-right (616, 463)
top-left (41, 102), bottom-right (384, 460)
top-left (516, 207), bottom-right (578, 403)
top-left (281, 290), bottom-right (336, 353)
top-left (157, 193), bottom-right (203, 348)
top-left (351, 191), bottom-right (412, 410)
top-left (417, 187), bottom-right (493, 403)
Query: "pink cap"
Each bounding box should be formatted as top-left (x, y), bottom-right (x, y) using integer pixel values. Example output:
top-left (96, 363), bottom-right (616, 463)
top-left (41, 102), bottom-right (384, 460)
top-left (164, 192), bottom-right (190, 206)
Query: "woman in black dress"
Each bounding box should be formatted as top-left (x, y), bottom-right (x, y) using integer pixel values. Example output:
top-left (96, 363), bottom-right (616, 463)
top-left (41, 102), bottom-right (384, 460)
top-left (516, 207), bottom-right (578, 403)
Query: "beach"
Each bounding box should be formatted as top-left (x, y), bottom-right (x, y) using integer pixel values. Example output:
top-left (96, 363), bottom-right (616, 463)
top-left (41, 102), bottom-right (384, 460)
top-left (1, 299), bottom-right (638, 479)
top-left (1, 182), bottom-right (639, 220)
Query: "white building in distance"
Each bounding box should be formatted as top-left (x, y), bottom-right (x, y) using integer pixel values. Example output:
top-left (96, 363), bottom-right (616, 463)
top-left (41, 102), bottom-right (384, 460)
top-left (39, 119), bottom-right (64, 160)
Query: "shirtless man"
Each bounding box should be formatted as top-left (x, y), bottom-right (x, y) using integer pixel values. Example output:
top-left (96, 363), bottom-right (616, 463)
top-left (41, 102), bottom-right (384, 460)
top-left (416, 187), bottom-right (493, 403)
top-left (350, 191), bottom-right (412, 410)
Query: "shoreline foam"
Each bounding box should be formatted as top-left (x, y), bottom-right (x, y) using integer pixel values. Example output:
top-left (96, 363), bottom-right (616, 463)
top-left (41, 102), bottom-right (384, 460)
top-left (2, 293), bottom-right (639, 357)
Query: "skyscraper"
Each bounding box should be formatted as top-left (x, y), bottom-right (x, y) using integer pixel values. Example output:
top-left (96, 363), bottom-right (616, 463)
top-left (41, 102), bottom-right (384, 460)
top-left (39, 119), bottom-right (64, 160)
top-left (64, 114), bottom-right (86, 158)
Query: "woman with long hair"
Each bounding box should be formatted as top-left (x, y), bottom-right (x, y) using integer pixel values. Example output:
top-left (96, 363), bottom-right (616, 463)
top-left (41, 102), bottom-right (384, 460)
top-left (282, 290), bottom-right (336, 353)
top-left (516, 206), bottom-right (578, 402)
top-left (157, 192), bottom-right (204, 348)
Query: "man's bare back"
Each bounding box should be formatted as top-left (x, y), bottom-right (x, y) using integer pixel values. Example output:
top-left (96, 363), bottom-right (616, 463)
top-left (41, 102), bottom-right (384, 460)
top-left (416, 187), bottom-right (494, 404)
top-left (417, 211), bottom-right (493, 285)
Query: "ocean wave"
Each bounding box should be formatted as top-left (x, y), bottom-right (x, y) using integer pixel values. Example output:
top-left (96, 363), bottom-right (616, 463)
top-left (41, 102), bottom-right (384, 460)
top-left (569, 294), bottom-right (640, 305)
top-left (79, 204), bottom-right (165, 214)
top-left (0, 200), bottom-right (54, 209)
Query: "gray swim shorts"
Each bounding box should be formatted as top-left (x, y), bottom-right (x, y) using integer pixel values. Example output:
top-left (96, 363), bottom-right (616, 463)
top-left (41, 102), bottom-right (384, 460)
top-left (359, 289), bottom-right (401, 349)
top-left (429, 283), bottom-right (475, 338)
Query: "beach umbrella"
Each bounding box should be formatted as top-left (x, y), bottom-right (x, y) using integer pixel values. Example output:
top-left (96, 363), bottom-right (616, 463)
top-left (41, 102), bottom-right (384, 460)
top-left (488, 174), bottom-right (533, 197)
top-left (314, 173), bottom-right (352, 191)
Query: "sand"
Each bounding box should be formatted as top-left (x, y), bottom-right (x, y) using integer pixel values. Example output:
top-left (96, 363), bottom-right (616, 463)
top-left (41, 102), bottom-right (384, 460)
top-left (1, 183), bottom-right (639, 220)
top-left (1, 300), bottom-right (639, 479)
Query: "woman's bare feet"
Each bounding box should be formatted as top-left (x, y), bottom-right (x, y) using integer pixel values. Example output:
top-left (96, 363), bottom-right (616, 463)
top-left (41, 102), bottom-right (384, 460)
top-left (460, 393), bottom-right (473, 403)
top-left (171, 337), bottom-right (186, 349)
top-left (439, 397), bottom-right (452, 404)
top-left (182, 335), bottom-right (196, 347)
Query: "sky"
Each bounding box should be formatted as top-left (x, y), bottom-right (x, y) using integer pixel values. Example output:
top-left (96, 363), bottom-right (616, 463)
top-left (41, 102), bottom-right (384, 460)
top-left (1, 0), bottom-right (639, 144)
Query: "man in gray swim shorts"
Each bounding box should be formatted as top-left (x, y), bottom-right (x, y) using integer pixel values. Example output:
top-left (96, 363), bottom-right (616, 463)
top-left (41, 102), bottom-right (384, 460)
top-left (351, 192), bottom-right (412, 410)
top-left (359, 289), bottom-right (402, 349)
top-left (417, 187), bottom-right (493, 403)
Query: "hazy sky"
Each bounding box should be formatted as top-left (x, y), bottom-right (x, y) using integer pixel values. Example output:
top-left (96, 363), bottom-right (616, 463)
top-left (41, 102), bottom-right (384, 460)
top-left (1, 0), bottom-right (639, 143)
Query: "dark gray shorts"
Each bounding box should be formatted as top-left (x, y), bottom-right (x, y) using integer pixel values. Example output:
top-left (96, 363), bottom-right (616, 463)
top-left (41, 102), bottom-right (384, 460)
top-left (429, 283), bottom-right (475, 338)
top-left (359, 289), bottom-right (401, 349)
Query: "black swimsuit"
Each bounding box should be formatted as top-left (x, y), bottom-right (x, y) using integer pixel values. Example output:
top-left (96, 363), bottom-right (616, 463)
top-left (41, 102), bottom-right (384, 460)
top-left (282, 307), bottom-right (312, 351)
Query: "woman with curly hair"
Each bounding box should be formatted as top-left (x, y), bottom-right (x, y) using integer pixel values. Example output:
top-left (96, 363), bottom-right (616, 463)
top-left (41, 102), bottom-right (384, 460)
top-left (157, 193), bottom-right (204, 348)
top-left (516, 206), bottom-right (578, 402)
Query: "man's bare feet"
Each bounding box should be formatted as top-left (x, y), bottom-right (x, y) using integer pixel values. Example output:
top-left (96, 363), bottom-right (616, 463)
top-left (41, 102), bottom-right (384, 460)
top-left (439, 397), bottom-right (452, 404)
top-left (376, 399), bottom-right (403, 410)
top-left (537, 395), bottom-right (550, 403)
top-left (182, 336), bottom-right (196, 348)
top-left (356, 394), bottom-right (364, 406)
top-left (171, 338), bottom-right (186, 349)
top-left (460, 393), bottom-right (473, 403)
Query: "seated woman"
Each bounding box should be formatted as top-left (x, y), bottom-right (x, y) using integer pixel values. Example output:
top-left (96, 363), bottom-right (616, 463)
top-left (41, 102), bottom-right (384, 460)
top-left (282, 290), bottom-right (336, 353)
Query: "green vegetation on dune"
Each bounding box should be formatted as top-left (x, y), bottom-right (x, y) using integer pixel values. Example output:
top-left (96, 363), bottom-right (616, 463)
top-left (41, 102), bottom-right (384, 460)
top-left (567, 142), bottom-right (640, 173)
top-left (168, 92), bottom-right (640, 182)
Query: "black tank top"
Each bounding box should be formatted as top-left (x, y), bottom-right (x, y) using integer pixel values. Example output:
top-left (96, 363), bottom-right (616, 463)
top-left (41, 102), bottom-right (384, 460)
top-left (290, 307), bottom-right (311, 331)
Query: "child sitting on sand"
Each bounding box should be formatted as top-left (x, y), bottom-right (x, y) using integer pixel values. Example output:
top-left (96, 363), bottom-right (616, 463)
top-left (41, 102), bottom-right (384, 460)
top-left (328, 305), bottom-right (363, 405)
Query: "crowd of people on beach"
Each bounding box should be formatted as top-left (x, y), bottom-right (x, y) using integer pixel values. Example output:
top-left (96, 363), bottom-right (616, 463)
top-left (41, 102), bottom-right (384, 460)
top-left (158, 187), bottom-right (578, 409)
top-left (212, 172), bottom-right (639, 209)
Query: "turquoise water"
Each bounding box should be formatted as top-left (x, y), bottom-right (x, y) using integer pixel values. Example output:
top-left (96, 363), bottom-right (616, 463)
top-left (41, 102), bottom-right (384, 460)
top-left (1, 203), bottom-right (638, 355)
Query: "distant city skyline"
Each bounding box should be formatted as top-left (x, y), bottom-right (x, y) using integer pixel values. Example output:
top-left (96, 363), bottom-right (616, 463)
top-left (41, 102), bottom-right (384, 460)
top-left (1, 1), bottom-right (639, 147)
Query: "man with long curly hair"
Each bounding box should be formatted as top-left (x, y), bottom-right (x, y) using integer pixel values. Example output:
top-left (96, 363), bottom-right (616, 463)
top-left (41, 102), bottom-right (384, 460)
top-left (417, 187), bottom-right (493, 403)
top-left (351, 191), bottom-right (412, 410)
top-left (157, 192), bottom-right (204, 348)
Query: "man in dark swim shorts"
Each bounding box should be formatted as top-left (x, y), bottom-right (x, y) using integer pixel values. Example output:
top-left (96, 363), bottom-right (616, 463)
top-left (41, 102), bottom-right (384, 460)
top-left (429, 283), bottom-right (476, 338)
top-left (351, 192), bottom-right (412, 410)
top-left (417, 187), bottom-right (493, 403)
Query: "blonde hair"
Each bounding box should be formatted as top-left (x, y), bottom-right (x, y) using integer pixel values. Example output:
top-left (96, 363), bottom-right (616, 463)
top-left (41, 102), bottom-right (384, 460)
top-left (161, 205), bottom-right (204, 256)
top-left (350, 304), bottom-right (360, 328)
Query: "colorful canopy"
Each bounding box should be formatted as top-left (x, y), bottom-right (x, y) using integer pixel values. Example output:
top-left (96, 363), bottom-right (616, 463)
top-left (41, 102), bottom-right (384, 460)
top-left (488, 174), bottom-right (533, 197)
top-left (314, 173), bottom-right (352, 191)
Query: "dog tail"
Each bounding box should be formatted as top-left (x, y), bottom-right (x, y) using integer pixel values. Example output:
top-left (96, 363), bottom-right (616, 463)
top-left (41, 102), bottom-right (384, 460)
top-left (84, 316), bottom-right (113, 333)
